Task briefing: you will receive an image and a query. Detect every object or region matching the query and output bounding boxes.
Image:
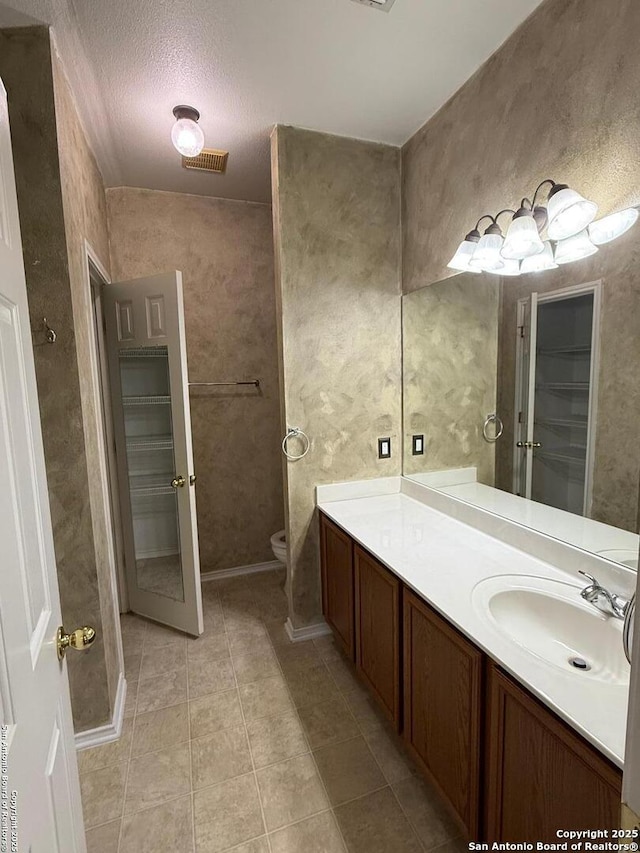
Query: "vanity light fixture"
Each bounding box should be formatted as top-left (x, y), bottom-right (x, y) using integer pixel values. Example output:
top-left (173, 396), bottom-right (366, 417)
top-left (448, 179), bottom-right (638, 277)
top-left (171, 105), bottom-right (205, 157)
top-left (588, 207), bottom-right (639, 245)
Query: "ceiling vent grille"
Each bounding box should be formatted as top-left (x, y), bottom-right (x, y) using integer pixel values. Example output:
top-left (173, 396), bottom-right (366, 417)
top-left (350, 0), bottom-right (397, 11)
top-left (182, 148), bottom-right (229, 174)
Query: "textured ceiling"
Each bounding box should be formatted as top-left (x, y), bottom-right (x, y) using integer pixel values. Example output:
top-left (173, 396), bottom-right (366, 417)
top-left (0, 0), bottom-right (543, 203)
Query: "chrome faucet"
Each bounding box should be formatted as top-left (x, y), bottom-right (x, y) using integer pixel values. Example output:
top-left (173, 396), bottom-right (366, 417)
top-left (578, 571), bottom-right (630, 620)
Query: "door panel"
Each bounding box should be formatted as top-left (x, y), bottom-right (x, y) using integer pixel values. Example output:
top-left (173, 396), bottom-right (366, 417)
top-left (354, 546), bottom-right (401, 729)
top-left (104, 273), bottom-right (203, 636)
top-left (320, 514), bottom-right (355, 659)
top-left (0, 76), bottom-right (86, 851)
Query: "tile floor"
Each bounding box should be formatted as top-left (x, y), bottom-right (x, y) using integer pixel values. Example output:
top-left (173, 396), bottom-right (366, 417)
top-left (80, 568), bottom-right (467, 853)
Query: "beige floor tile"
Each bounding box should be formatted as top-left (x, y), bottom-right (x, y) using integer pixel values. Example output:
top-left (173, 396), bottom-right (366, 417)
top-left (314, 736), bottom-right (386, 806)
top-left (136, 667), bottom-right (188, 714)
top-left (80, 763), bottom-right (127, 828)
top-left (325, 656), bottom-right (361, 694)
top-left (256, 753), bottom-right (330, 832)
top-left (131, 703), bottom-right (189, 756)
top-left (298, 697), bottom-right (359, 749)
top-left (120, 794), bottom-right (194, 852)
top-left (232, 647), bottom-right (280, 685)
top-left (256, 594), bottom-right (288, 621)
top-left (189, 688), bottom-right (243, 739)
top-left (246, 710), bottom-right (309, 769)
top-left (217, 837), bottom-right (270, 853)
top-left (313, 635), bottom-right (344, 663)
top-left (139, 642), bottom-right (187, 681)
top-left (124, 743), bottom-right (191, 814)
top-left (124, 680), bottom-right (138, 719)
top-left (334, 787), bottom-right (422, 853)
top-left (269, 811), bottom-right (346, 853)
top-left (187, 631), bottom-right (230, 662)
top-left (238, 675), bottom-right (294, 721)
top-left (124, 650), bottom-right (142, 681)
top-left (192, 725), bottom-right (253, 789)
top-left (202, 605), bottom-right (226, 635)
top-left (343, 688), bottom-right (387, 734)
top-left (274, 640), bottom-right (321, 673)
top-left (85, 819), bottom-right (121, 853)
top-left (144, 620), bottom-right (188, 650)
top-left (284, 661), bottom-right (339, 708)
top-left (78, 719), bottom-right (133, 773)
top-left (392, 775), bottom-right (462, 851)
top-left (364, 726), bottom-right (416, 784)
top-left (194, 772), bottom-right (265, 853)
top-left (188, 657), bottom-right (235, 699)
top-left (429, 837), bottom-right (469, 853)
top-left (121, 614), bottom-right (147, 645)
top-left (221, 584), bottom-right (256, 604)
top-left (263, 619), bottom-right (290, 648)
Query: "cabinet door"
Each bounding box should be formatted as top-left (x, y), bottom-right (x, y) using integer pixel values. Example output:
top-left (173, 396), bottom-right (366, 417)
top-left (355, 546), bottom-right (401, 729)
top-left (104, 272), bottom-right (203, 636)
top-left (320, 514), bottom-right (355, 660)
top-left (403, 590), bottom-right (482, 836)
top-left (486, 664), bottom-right (622, 842)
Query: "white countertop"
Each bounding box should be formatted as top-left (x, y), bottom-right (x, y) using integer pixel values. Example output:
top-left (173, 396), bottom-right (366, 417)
top-left (317, 485), bottom-right (629, 768)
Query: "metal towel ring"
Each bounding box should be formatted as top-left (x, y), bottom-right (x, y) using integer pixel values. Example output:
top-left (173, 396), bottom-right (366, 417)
top-left (282, 427), bottom-right (310, 461)
top-left (482, 413), bottom-right (504, 443)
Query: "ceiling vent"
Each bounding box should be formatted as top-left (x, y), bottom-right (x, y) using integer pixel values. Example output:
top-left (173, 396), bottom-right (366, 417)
top-left (350, 0), bottom-right (397, 11)
top-left (182, 148), bottom-right (229, 174)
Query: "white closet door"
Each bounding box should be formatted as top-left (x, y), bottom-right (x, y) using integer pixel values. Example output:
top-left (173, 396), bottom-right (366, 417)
top-left (523, 292), bottom-right (539, 500)
top-left (104, 272), bottom-right (203, 636)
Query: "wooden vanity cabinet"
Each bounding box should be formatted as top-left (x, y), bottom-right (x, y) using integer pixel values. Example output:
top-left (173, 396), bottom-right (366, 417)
top-left (319, 513), bottom-right (355, 660)
top-left (403, 589), bottom-right (483, 837)
top-left (354, 545), bottom-right (402, 730)
top-left (485, 663), bottom-right (622, 842)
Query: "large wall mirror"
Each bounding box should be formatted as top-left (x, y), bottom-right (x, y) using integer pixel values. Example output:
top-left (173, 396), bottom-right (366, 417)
top-left (402, 226), bottom-right (640, 571)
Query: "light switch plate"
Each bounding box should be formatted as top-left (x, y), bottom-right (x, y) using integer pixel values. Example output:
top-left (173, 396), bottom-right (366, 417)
top-left (412, 434), bottom-right (424, 455)
top-left (378, 437), bottom-right (391, 459)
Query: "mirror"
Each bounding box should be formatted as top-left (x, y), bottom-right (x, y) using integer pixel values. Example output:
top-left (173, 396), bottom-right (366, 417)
top-left (402, 229), bottom-right (640, 571)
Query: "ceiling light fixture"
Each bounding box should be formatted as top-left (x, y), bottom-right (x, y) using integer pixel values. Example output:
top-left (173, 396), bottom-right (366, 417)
top-left (171, 105), bottom-right (205, 158)
top-left (448, 179), bottom-right (636, 278)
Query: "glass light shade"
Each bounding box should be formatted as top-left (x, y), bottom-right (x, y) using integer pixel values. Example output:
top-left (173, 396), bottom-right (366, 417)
top-left (554, 229), bottom-right (598, 265)
top-left (469, 233), bottom-right (505, 271)
top-left (588, 208), bottom-right (639, 245)
top-left (500, 258), bottom-right (522, 277)
top-left (447, 239), bottom-right (481, 272)
top-left (171, 117), bottom-right (205, 157)
top-left (520, 241), bottom-right (558, 273)
top-left (501, 212), bottom-right (544, 260)
top-left (547, 187), bottom-right (598, 240)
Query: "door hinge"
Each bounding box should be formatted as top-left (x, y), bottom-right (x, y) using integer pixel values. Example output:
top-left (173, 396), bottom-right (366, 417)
top-left (518, 411), bottom-right (524, 424)
top-left (518, 325), bottom-right (525, 338)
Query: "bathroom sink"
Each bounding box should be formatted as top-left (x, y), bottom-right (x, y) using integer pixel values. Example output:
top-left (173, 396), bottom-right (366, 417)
top-left (473, 575), bottom-right (629, 684)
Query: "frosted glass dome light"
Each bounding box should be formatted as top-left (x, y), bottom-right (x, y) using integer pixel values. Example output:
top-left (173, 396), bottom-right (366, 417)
top-left (588, 207), bottom-right (639, 245)
top-left (546, 184), bottom-right (598, 241)
top-left (520, 241), bottom-right (558, 273)
top-left (468, 223), bottom-right (505, 272)
top-left (447, 230), bottom-right (481, 272)
top-left (171, 105), bottom-right (205, 158)
top-left (554, 229), bottom-right (598, 265)
top-left (501, 208), bottom-right (544, 260)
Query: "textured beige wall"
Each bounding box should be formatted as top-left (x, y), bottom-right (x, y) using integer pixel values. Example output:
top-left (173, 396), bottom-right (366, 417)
top-left (0, 27), bottom-right (113, 731)
top-left (494, 227), bottom-right (640, 532)
top-left (403, 273), bottom-right (499, 482)
top-left (272, 126), bottom-right (402, 628)
top-left (402, 0), bottom-right (640, 293)
top-left (106, 188), bottom-right (284, 571)
top-left (51, 46), bottom-right (122, 721)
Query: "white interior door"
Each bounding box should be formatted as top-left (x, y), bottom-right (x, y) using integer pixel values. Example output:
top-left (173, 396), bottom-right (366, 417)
top-left (104, 273), bottom-right (203, 636)
top-left (0, 78), bottom-right (86, 851)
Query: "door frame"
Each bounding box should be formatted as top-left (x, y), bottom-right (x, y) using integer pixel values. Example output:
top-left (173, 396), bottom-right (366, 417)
top-left (82, 240), bottom-right (129, 613)
top-left (512, 280), bottom-right (602, 515)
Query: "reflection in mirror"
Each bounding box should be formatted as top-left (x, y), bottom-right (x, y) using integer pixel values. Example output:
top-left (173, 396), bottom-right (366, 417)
top-left (402, 229), bottom-right (640, 571)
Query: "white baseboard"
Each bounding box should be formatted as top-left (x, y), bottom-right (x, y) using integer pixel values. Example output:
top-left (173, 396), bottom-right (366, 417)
top-left (75, 672), bottom-right (127, 751)
top-left (284, 617), bottom-right (331, 643)
top-left (201, 560), bottom-right (282, 583)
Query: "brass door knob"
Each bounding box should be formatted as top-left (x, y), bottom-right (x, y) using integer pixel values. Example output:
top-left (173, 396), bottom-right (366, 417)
top-left (517, 441), bottom-right (542, 449)
top-left (57, 626), bottom-right (96, 661)
top-left (171, 475), bottom-right (186, 489)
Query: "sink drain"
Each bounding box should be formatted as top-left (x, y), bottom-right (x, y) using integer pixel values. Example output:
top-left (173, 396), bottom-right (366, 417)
top-left (568, 656), bottom-right (591, 671)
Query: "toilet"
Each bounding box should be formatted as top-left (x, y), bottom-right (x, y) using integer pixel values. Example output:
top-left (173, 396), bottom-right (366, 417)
top-left (270, 529), bottom-right (287, 566)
